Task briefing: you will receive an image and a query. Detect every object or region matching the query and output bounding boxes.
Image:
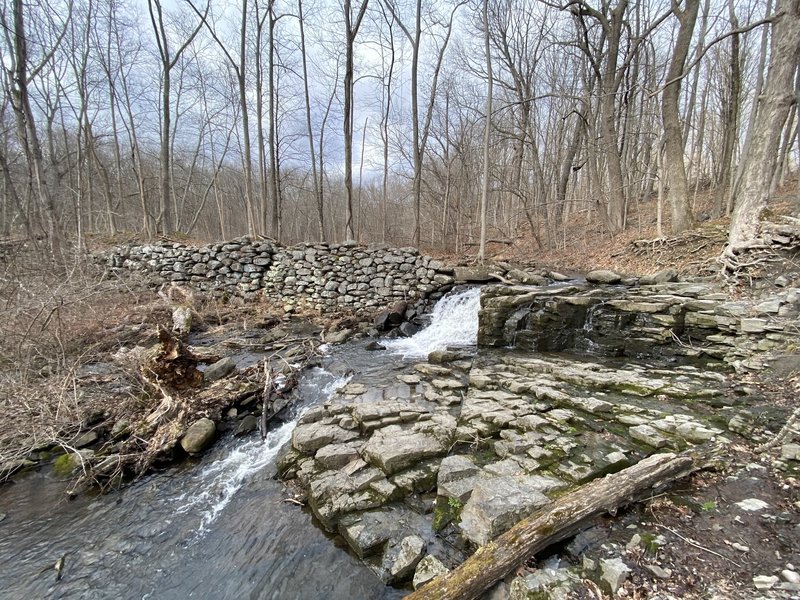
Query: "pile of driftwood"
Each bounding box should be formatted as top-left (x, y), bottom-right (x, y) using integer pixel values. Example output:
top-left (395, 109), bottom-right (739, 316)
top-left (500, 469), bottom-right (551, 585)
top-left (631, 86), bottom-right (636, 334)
top-left (74, 319), bottom-right (319, 492)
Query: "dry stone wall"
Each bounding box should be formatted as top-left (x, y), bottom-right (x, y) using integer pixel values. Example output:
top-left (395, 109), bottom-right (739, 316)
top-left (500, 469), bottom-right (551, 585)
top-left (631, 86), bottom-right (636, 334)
top-left (104, 237), bottom-right (456, 312)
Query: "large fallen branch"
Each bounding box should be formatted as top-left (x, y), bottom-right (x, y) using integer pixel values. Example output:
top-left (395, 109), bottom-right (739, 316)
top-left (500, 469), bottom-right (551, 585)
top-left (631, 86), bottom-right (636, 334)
top-left (407, 452), bottom-right (695, 600)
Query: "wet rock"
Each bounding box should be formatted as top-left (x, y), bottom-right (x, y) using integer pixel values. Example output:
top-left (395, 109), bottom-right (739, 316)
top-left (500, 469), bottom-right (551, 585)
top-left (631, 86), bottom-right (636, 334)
top-left (459, 475), bottom-right (557, 545)
top-left (399, 322), bottom-right (420, 337)
top-left (1, 458), bottom-right (36, 478)
top-left (600, 557), bottom-right (630, 594)
top-left (385, 535), bottom-right (426, 583)
top-left (365, 341), bottom-right (386, 351)
top-left (363, 424), bottom-right (451, 475)
top-left (234, 415), bottom-right (259, 437)
top-left (413, 554), bottom-right (449, 590)
top-left (339, 510), bottom-right (398, 558)
top-left (586, 270), bottom-right (622, 284)
top-left (180, 418), bottom-right (216, 454)
top-left (204, 357), bottom-right (236, 382)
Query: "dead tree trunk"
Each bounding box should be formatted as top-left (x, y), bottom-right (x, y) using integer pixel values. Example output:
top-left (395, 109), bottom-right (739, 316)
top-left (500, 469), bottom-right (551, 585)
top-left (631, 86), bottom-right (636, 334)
top-left (405, 452), bottom-right (695, 600)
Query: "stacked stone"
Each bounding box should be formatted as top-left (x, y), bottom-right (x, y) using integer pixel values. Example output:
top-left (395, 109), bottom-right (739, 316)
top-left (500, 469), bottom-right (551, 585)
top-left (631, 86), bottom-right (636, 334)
top-left (107, 237), bottom-right (455, 310)
top-left (116, 238), bottom-right (275, 297)
top-left (262, 242), bottom-right (453, 312)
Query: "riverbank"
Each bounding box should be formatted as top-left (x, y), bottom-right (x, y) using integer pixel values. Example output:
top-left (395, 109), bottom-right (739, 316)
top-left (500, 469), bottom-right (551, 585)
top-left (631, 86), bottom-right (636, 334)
top-left (1, 227), bottom-right (799, 598)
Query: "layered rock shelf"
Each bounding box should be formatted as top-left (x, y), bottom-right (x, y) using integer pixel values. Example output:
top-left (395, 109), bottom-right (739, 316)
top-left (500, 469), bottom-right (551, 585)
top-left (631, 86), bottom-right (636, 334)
top-left (479, 280), bottom-right (800, 370)
top-left (103, 237), bottom-right (456, 312)
top-left (277, 348), bottom-right (742, 587)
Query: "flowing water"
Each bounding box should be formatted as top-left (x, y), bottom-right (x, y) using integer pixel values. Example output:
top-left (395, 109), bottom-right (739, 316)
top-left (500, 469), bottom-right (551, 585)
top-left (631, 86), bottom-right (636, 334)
top-left (383, 286), bottom-right (482, 359)
top-left (0, 288), bottom-right (482, 600)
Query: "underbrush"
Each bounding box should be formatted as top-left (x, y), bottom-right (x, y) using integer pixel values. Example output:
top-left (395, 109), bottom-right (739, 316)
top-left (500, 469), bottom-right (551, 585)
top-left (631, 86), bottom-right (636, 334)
top-left (0, 244), bottom-right (165, 475)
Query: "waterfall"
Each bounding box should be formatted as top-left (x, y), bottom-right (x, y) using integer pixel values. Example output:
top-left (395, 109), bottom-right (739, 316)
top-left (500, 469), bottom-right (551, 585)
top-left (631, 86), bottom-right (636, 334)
top-left (384, 286), bottom-right (482, 359)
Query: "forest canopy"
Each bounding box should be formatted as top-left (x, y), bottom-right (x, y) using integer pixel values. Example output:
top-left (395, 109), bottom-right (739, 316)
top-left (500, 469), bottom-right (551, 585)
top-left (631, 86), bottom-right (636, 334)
top-left (0, 0), bottom-right (797, 257)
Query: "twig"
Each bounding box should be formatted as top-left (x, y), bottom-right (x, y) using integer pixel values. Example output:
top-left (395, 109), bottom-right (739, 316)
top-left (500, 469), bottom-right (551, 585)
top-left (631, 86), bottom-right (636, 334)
top-left (653, 523), bottom-right (742, 568)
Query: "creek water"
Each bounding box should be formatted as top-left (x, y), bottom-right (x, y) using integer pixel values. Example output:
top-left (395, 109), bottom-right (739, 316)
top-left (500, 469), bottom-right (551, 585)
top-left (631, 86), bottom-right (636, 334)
top-left (0, 288), bottom-right (482, 600)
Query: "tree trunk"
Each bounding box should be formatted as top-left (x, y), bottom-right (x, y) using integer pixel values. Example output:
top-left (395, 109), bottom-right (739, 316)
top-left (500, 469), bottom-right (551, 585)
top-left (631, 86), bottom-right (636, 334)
top-left (662, 0), bottom-right (699, 234)
top-left (405, 452), bottom-right (695, 600)
top-left (478, 0), bottom-right (492, 264)
top-left (727, 0), bottom-right (800, 254)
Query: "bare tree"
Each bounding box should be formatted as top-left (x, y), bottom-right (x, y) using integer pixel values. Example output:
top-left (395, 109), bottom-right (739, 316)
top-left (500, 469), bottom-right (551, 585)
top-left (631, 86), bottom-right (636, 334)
top-left (343, 0), bottom-right (370, 241)
top-left (1, 0), bottom-right (72, 254)
top-left (148, 0), bottom-right (207, 234)
top-left (725, 0), bottom-right (800, 263)
top-left (661, 0), bottom-right (699, 234)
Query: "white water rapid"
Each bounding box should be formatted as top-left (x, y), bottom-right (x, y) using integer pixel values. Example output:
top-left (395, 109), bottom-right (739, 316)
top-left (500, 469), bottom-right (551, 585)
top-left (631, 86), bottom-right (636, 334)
top-left (177, 369), bottom-right (352, 536)
top-left (384, 286), bottom-right (482, 359)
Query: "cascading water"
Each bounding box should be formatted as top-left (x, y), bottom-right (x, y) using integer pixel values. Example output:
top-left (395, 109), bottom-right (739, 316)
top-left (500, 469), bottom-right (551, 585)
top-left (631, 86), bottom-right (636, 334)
top-left (383, 286), bottom-right (482, 359)
top-left (0, 365), bottom-right (402, 600)
top-left (176, 368), bottom-right (352, 537)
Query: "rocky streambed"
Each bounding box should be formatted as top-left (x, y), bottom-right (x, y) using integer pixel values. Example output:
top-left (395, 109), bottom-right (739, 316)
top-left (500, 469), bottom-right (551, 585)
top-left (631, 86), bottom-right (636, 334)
top-left (276, 279), bottom-right (800, 596)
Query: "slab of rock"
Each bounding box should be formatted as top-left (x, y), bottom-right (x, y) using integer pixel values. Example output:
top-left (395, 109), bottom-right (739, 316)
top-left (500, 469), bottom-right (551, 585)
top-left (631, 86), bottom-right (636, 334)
top-left (363, 424), bottom-right (451, 475)
top-left (72, 430), bottom-right (99, 449)
top-left (292, 422), bottom-right (360, 454)
top-left (507, 269), bottom-right (549, 286)
top-left (454, 266), bottom-right (500, 283)
top-left (413, 555), bottom-right (449, 590)
top-left (339, 510), bottom-right (398, 558)
top-left (781, 444), bottom-right (800, 461)
top-left (386, 535), bottom-right (426, 583)
top-left (180, 418), bottom-right (216, 454)
top-left (438, 454), bottom-right (480, 484)
top-left (204, 357), bottom-right (236, 382)
top-left (736, 498), bottom-right (770, 512)
top-left (586, 269), bottom-right (622, 284)
top-left (629, 424), bottom-right (670, 448)
top-left (315, 441), bottom-right (362, 470)
top-left (459, 475), bottom-right (557, 545)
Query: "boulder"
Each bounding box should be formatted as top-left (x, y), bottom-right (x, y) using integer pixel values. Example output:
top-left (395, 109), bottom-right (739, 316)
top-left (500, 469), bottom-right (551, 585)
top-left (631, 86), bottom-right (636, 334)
top-left (204, 357), bottom-right (236, 382)
top-left (234, 415), bottom-right (259, 437)
top-left (586, 269), bottom-right (622, 284)
top-left (180, 418), bottom-right (216, 454)
top-left (458, 475), bottom-right (557, 545)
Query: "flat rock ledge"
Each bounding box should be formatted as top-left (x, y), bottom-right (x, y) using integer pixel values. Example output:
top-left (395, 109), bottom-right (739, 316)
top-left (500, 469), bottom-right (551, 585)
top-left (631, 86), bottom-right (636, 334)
top-left (278, 349), bottom-right (732, 584)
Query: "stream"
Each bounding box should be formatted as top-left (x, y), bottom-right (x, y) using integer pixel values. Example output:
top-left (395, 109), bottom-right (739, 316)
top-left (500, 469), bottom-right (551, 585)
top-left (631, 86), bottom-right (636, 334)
top-left (0, 288), bottom-right (483, 600)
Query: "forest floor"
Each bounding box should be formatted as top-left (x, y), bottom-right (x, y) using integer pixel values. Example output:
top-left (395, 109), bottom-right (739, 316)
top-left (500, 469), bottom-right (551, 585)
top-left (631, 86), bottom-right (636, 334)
top-left (0, 177), bottom-right (799, 598)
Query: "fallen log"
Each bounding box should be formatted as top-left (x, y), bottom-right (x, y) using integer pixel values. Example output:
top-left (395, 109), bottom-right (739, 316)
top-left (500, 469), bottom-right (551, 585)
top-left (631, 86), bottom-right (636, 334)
top-left (406, 452), bottom-right (695, 600)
